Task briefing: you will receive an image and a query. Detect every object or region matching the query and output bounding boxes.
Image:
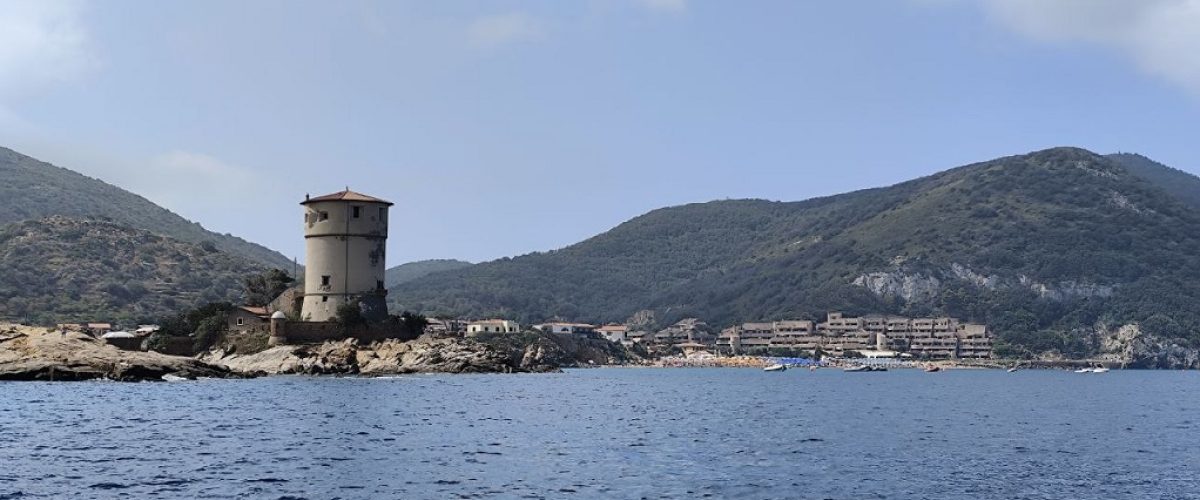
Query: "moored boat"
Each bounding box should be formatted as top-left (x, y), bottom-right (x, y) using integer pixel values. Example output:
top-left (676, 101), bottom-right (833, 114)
top-left (764, 363), bottom-right (787, 372)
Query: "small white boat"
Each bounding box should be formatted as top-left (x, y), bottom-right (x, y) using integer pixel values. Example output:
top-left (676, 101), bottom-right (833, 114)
top-left (1006, 366), bottom-right (1019, 373)
top-left (1074, 367), bottom-right (1094, 373)
top-left (1092, 366), bottom-right (1110, 373)
top-left (763, 363), bottom-right (787, 372)
top-left (161, 374), bottom-right (189, 382)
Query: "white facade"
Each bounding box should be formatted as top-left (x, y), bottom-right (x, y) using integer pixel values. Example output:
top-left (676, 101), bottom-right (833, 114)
top-left (466, 320), bottom-right (521, 334)
top-left (300, 190), bottom-right (392, 322)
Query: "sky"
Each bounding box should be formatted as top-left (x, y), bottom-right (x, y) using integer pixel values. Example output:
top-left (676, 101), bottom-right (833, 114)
top-left (2, 0), bottom-right (1199, 266)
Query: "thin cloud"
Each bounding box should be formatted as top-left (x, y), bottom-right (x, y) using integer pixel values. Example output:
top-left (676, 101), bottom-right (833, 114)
top-left (979, 0), bottom-right (1200, 96)
top-left (0, 0), bottom-right (95, 100)
top-left (637, 0), bottom-right (687, 13)
top-left (467, 12), bottom-right (544, 48)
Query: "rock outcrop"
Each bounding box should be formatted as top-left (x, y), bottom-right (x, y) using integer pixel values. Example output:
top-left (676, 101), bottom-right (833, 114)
top-left (0, 324), bottom-right (245, 381)
top-left (1099, 323), bottom-right (1200, 369)
top-left (203, 331), bottom-right (643, 376)
top-left (203, 335), bottom-right (554, 376)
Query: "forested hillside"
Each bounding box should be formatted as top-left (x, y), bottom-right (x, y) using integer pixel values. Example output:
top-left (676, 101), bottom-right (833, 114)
top-left (0, 147), bottom-right (292, 269)
top-left (0, 217), bottom-right (263, 325)
top-left (391, 147), bottom-right (1200, 358)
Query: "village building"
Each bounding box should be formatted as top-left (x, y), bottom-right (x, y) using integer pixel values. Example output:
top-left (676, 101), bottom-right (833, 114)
top-left (227, 306), bottom-right (271, 335)
top-left (534, 322), bottom-right (598, 337)
top-left (718, 312), bottom-right (993, 358)
top-left (596, 324), bottom-right (631, 344)
top-left (648, 319), bottom-right (715, 348)
top-left (466, 320), bottom-right (521, 335)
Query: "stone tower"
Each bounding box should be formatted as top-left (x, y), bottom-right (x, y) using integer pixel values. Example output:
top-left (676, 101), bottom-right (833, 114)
top-left (300, 189), bottom-right (392, 322)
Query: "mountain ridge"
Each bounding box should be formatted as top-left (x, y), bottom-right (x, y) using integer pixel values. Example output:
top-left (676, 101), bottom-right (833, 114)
top-left (390, 147), bottom-right (1200, 359)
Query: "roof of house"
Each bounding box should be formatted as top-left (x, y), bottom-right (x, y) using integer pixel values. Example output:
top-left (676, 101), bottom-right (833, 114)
top-left (239, 306), bottom-right (270, 317)
top-left (301, 189), bottom-right (393, 206)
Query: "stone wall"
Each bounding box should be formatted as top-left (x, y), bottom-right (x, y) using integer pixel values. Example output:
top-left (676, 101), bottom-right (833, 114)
top-left (269, 319), bottom-right (419, 345)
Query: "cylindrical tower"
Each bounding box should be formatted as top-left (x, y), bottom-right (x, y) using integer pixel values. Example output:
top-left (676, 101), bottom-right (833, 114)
top-left (299, 189), bottom-right (392, 322)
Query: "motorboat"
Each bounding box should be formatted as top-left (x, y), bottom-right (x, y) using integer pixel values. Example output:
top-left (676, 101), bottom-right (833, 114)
top-left (764, 363), bottom-right (787, 372)
top-left (924, 365), bottom-right (941, 373)
top-left (1074, 367), bottom-right (1094, 373)
top-left (1092, 366), bottom-right (1110, 373)
top-left (161, 374), bottom-right (189, 382)
top-left (843, 365), bottom-right (870, 372)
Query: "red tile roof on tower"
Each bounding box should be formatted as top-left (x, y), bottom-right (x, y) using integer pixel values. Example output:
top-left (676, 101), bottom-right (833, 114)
top-left (301, 189), bottom-right (393, 206)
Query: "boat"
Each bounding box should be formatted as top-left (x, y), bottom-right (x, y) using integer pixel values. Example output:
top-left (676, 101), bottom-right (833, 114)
top-left (161, 374), bottom-right (189, 382)
top-left (1092, 365), bottom-right (1110, 373)
top-left (924, 365), bottom-right (941, 373)
top-left (1074, 367), bottom-right (1094, 373)
top-left (844, 365), bottom-right (886, 372)
top-left (763, 363), bottom-right (787, 372)
top-left (1006, 365), bottom-right (1019, 373)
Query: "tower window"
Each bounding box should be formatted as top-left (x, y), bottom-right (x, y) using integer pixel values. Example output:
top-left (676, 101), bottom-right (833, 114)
top-left (377, 280), bottom-right (384, 290)
top-left (352, 206), bottom-right (361, 218)
top-left (318, 211), bottom-right (329, 221)
top-left (236, 317), bottom-right (244, 326)
top-left (321, 275), bottom-right (330, 286)
top-left (322, 296), bottom-right (328, 302)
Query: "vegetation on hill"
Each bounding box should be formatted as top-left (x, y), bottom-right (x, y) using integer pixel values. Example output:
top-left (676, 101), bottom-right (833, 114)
top-left (1108, 153), bottom-right (1200, 210)
top-left (0, 216), bottom-right (264, 325)
top-left (391, 147), bottom-right (1200, 358)
top-left (0, 146), bottom-right (293, 269)
top-left (385, 259), bottom-right (473, 288)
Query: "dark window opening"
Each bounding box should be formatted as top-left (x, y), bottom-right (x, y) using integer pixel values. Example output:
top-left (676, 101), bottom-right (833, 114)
top-left (352, 206), bottom-right (361, 218)
top-left (318, 211), bottom-right (329, 221)
top-left (377, 280), bottom-right (384, 290)
top-left (322, 296), bottom-right (328, 302)
top-left (321, 275), bottom-right (330, 286)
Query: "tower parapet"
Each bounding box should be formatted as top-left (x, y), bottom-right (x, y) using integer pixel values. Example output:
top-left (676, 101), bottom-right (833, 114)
top-left (299, 189), bottom-right (392, 322)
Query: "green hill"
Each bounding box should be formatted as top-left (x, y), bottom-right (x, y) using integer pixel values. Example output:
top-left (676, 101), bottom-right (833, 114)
top-left (390, 147), bottom-right (1200, 359)
top-left (1108, 153), bottom-right (1200, 210)
top-left (0, 146), bottom-right (292, 269)
top-left (385, 259), bottom-right (473, 288)
top-left (0, 216), bottom-right (264, 325)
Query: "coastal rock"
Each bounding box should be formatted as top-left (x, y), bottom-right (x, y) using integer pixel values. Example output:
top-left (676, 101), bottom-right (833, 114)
top-left (1099, 323), bottom-right (1200, 369)
top-left (0, 324), bottom-right (243, 381)
top-left (204, 335), bottom-right (532, 376)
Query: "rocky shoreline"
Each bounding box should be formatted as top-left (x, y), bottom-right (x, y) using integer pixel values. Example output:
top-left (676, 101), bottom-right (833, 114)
top-left (0, 323), bottom-right (641, 382)
top-left (0, 325), bottom-right (242, 381)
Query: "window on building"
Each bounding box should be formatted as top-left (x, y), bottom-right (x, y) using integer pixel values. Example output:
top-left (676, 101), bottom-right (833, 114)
top-left (352, 206), bottom-right (361, 218)
top-left (377, 280), bottom-right (384, 290)
top-left (379, 207), bottom-right (386, 220)
top-left (236, 317), bottom-right (244, 326)
top-left (322, 296), bottom-right (328, 302)
top-left (319, 211), bottom-right (329, 221)
top-left (321, 275), bottom-right (330, 286)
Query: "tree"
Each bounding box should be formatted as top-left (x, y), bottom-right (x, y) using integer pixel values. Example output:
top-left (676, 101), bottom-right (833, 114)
top-left (243, 269), bottom-right (295, 307)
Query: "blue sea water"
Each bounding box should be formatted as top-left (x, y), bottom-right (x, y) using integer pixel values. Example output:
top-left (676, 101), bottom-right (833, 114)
top-left (2, 368), bottom-right (1199, 499)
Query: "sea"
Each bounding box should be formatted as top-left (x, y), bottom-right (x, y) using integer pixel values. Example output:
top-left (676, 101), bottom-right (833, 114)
top-left (2, 368), bottom-right (1199, 499)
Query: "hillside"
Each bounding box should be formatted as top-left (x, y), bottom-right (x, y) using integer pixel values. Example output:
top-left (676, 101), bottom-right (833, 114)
top-left (0, 147), bottom-right (293, 269)
top-left (390, 147), bottom-right (1200, 359)
top-left (0, 217), bottom-right (263, 325)
top-left (1108, 153), bottom-right (1200, 210)
top-left (385, 259), bottom-right (473, 288)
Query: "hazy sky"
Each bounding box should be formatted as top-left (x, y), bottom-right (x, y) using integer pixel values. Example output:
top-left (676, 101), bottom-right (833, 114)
top-left (2, 0), bottom-right (1199, 265)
